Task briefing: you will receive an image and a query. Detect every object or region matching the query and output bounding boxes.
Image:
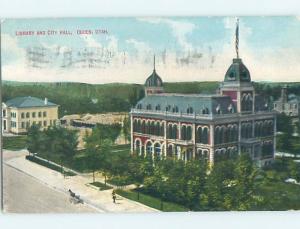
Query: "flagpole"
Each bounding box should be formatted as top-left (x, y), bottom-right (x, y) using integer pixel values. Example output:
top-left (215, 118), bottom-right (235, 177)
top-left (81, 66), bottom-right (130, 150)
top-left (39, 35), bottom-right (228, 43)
top-left (236, 18), bottom-right (239, 59)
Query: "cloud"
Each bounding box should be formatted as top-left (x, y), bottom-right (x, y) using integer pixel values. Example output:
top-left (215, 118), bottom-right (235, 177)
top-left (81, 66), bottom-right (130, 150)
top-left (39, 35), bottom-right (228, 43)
top-left (138, 17), bottom-right (195, 51)
top-left (1, 33), bottom-right (26, 64)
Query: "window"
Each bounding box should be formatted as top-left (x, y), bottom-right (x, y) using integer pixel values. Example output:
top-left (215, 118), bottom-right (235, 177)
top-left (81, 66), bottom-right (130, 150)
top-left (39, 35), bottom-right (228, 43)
top-left (187, 107), bottom-right (193, 114)
top-left (26, 112), bottom-right (30, 118)
top-left (137, 104), bottom-right (142, 109)
top-left (43, 121), bottom-right (47, 127)
top-left (38, 121), bottom-right (42, 126)
top-left (21, 122), bottom-right (25, 129)
top-left (26, 121), bottom-right (30, 128)
top-left (33, 121), bottom-right (36, 125)
top-left (165, 105), bottom-right (171, 112)
top-left (38, 111), bottom-right (42, 117)
top-left (228, 104), bottom-right (234, 113)
top-left (11, 121), bottom-right (16, 128)
top-left (50, 120), bottom-right (53, 126)
top-left (146, 104), bottom-right (152, 110)
top-left (3, 110), bottom-right (6, 117)
top-left (172, 106), bottom-right (179, 113)
top-left (155, 104), bottom-right (161, 111)
top-left (32, 112), bottom-right (36, 118)
top-left (216, 105), bottom-right (221, 114)
top-left (43, 111), bottom-right (47, 117)
top-left (21, 112), bottom-right (25, 118)
top-left (202, 107), bottom-right (209, 114)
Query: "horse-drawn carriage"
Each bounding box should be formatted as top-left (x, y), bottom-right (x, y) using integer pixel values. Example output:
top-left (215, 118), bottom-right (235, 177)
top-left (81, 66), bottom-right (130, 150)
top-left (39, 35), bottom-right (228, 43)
top-left (68, 189), bottom-right (84, 204)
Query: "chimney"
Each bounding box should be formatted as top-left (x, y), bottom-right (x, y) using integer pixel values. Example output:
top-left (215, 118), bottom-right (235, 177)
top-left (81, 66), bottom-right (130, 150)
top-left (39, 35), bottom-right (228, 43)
top-left (44, 98), bottom-right (48, 105)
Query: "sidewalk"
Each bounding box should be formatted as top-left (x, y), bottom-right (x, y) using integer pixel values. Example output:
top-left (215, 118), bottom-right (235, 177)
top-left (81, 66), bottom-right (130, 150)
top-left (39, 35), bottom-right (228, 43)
top-left (4, 153), bottom-right (158, 213)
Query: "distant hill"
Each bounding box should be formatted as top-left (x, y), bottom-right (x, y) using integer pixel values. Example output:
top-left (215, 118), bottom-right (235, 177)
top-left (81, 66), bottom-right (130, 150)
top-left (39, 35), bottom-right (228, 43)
top-left (2, 80), bottom-right (300, 117)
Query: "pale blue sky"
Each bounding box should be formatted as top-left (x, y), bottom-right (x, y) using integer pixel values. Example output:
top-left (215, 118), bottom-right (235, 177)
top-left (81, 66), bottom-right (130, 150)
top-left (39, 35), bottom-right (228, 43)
top-left (2, 16), bottom-right (300, 83)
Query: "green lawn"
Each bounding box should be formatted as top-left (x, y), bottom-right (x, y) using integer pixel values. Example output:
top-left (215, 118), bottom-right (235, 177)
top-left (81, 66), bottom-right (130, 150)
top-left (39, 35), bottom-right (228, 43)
top-left (90, 182), bottom-right (112, 191)
top-left (3, 136), bottom-right (27, 150)
top-left (115, 189), bottom-right (189, 212)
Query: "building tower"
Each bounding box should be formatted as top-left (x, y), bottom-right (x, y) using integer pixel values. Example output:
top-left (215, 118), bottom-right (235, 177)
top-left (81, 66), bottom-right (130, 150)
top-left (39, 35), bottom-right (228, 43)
top-left (144, 55), bottom-right (164, 96)
top-left (219, 18), bottom-right (255, 114)
top-left (280, 84), bottom-right (288, 103)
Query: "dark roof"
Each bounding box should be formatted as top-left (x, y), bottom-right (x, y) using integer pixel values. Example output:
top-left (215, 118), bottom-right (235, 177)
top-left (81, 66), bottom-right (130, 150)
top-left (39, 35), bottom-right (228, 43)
top-left (145, 70), bottom-right (163, 87)
top-left (136, 93), bottom-right (236, 115)
top-left (4, 96), bottom-right (58, 108)
top-left (224, 58), bottom-right (251, 83)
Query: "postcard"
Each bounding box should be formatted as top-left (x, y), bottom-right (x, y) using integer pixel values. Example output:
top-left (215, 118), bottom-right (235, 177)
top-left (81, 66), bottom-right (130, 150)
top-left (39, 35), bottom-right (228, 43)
top-left (1, 17), bottom-right (300, 213)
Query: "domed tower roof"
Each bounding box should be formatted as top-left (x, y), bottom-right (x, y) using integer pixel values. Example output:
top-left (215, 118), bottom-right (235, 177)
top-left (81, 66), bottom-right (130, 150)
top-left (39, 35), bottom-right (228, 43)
top-left (144, 56), bottom-right (163, 87)
top-left (224, 58), bottom-right (251, 82)
top-left (144, 69), bottom-right (163, 87)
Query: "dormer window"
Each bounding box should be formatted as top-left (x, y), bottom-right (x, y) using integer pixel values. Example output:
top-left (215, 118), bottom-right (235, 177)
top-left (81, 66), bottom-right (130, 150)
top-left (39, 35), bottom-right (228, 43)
top-left (202, 107), bottom-right (209, 114)
top-left (216, 104), bottom-right (221, 114)
top-left (137, 104), bottom-right (142, 109)
top-left (228, 104), bottom-right (234, 113)
top-left (187, 107), bottom-right (194, 114)
top-left (172, 106), bottom-right (179, 113)
top-left (155, 104), bottom-right (161, 111)
top-left (146, 104), bottom-right (152, 110)
top-left (166, 105), bottom-right (171, 112)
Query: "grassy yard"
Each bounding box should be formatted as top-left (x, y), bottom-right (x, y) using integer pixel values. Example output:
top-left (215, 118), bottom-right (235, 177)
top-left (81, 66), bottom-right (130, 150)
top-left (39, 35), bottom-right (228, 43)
top-left (116, 189), bottom-right (189, 212)
top-left (90, 182), bottom-right (112, 191)
top-left (3, 136), bottom-right (28, 150)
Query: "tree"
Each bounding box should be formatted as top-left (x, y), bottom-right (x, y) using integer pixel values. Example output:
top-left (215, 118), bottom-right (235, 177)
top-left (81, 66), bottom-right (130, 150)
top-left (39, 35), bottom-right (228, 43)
top-left (122, 116), bottom-right (130, 144)
top-left (287, 160), bottom-right (300, 181)
top-left (204, 160), bottom-right (235, 210)
top-left (27, 124), bottom-right (41, 156)
top-left (47, 126), bottom-right (78, 177)
top-left (233, 153), bottom-right (260, 210)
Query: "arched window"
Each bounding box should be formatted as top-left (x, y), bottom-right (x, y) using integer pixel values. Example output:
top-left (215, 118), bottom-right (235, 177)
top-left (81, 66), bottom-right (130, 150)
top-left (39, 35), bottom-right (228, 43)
top-left (154, 143), bottom-right (161, 159)
top-left (187, 107), bottom-right (194, 114)
top-left (165, 105), bottom-right (171, 112)
top-left (141, 120), bottom-right (145, 133)
top-left (181, 125), bottom-right (187, 140)
top-left (167, 124), bottom-right (172, 139)
top-left (215, 126), bottom-right (222, 144)
top-left (155, 104), bottom-right (161, 111)
top-left (160, 122), bottom-right (164, 136)
top-left (202, 127), bottom-right (209, 144)
top-left (196, 127), bottom-right (202, 143)
top-left (172, 125), bottom-right (178, 139)
top-left (133, 119), bottom-right (137, 132)
top-left (137, 120), bottom-right (141, 133)
top-left (150, 121), bottom-right (155, 135)
top-left (221, 126), bottom-right (227, 143)
top-left (145, 121), bottom-right (150, 134)
top-left (155, 122), bottom-right (160, 136)
top-left (146, 141), bottom-right (153, 156)
top-left (186, 126), bottom-right (192, 140)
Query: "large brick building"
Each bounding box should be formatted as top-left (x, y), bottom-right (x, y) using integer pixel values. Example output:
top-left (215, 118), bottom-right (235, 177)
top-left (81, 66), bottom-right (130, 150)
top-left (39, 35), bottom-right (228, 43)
top-left (130, 23), bottom-right (276, 167)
